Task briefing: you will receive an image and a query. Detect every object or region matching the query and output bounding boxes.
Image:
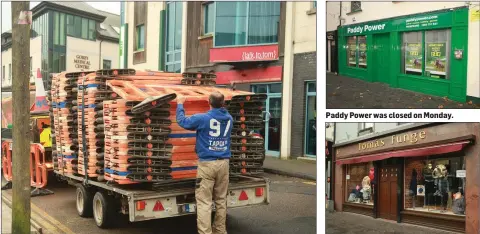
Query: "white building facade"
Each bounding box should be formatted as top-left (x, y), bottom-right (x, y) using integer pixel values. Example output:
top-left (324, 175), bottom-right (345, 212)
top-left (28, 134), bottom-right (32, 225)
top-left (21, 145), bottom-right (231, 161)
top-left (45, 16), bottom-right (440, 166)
top-left (1, 2), bottom-right (120, 91)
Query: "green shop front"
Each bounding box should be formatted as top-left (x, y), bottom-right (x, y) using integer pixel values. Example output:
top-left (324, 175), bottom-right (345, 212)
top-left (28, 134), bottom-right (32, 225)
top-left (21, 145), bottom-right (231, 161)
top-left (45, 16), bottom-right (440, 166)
top-left (338, 7), bottom-right (469, 102)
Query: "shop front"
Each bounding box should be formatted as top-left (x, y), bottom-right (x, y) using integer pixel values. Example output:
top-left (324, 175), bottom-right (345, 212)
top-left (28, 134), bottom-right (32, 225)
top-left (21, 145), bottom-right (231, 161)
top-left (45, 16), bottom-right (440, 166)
top-left (337, 7), bottom-right (469, 102)
top-left (333, 123), bottom-right (480, 233)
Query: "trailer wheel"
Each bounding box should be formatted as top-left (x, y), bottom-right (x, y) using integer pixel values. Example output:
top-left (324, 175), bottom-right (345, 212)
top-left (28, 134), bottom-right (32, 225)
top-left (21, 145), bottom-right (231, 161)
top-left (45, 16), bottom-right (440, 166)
top-left (92, 191), bottom-right (115, 228)
top-left (76, 184), bottom-right (93, 217)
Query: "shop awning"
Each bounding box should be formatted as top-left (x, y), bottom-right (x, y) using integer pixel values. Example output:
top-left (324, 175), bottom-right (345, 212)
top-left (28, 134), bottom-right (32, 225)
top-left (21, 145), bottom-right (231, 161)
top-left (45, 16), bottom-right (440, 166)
top-left (336, 141), bottom-right (471, 165)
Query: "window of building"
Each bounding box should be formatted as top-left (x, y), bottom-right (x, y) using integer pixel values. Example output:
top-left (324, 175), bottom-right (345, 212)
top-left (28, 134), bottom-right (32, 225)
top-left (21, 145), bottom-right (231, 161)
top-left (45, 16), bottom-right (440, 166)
top-left (305, 82), bottom-right (316, 157)
top-left (403, 31), bottom-right (422, 76)
top-left (53, 12), bottom-right (66, 46)
top-left (214, 1), bottom-right (280, 47)
top-left (2, 65), bottom-right (5, 81)
top-left (8, 64), bottom-right (11, 80)
top-left (345, 162), bottom-right (374, 206)
top-left (81, 18), bottom-right (88, 39)
top-left (74, 16), bottom-right (82, 37)
top-left (203, 2), bottom-right (215, 35)
top-left (54, 12), bottom-right (59, 45)
top-left (165, 1), bottom-right (182, 73)
top-left (66, 14), bottom-right (95, 41)
top-left (30, 57), bottom-right (33, 76)
top-left (351, 1), bottom-right (362, 12)
top-left (358, 123), bottom-right (374, 136)
top-left (346, 36), bottom-right (367, 69)
top-left (66, 15), bottom-right (75, 36)
top-left (136, 24), bottom-right (145, 50)
top-left (59, 13), bottom-right (65, 45)
top-left (88, 20), bottom-right (96, 40)
top-left (358, 36), bottom-right (367, 69)
top-left (133, 2), bottom-right (147, 64)
top-left (313, 1), bottom-right (317, 8)
top-left (103, 59), bottom-right (111, 69)
top-left (404, 154), bottom-right (466, 216)
top-left (402, 30), bottom-right (450, 79)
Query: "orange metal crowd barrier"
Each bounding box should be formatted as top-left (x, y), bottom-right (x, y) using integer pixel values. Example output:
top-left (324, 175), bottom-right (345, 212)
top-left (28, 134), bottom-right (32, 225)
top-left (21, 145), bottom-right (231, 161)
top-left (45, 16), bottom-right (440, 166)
top-left (1, 140), bottom-right (50, 189)
top-left (2, 140), bottom-right (13, 182)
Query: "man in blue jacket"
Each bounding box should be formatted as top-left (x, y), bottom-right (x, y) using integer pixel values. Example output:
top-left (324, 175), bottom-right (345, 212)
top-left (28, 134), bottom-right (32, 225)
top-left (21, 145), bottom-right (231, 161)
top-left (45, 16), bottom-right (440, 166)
top-left (176, 91), bottom-right (233, 234)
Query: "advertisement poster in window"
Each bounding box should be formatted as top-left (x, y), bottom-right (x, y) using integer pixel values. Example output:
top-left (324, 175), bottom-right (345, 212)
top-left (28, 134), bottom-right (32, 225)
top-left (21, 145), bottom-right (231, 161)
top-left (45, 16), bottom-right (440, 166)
top-left (358, 36), bottom-right (367, 68)
top-left (425, 43), bottom-right (446, 78)
top-left (405, 43), bottom-right (422, 74)
top-left (347, 37), bottom-right (357, 67)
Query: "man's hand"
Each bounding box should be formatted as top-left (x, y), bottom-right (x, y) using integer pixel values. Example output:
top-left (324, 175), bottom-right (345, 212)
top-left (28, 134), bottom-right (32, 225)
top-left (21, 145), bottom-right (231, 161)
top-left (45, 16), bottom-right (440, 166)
top-left (177, 95), bottom-right (186, 104)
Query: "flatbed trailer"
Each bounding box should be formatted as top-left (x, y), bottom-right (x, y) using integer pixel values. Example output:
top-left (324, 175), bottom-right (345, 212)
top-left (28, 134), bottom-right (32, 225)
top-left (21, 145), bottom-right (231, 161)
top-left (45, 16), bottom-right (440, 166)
top-left (55, 171), bottom-right (270, 228)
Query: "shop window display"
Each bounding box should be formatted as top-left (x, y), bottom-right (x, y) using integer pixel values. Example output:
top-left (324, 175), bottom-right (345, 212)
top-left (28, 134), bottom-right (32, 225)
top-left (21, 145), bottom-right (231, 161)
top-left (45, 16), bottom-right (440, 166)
top-left (347, 36), bottom-right (357, 67)
top-left (345, 162), bottom-right (375, 206)
top-left (402, 29), bottom-right (450, 79)
top-left (403, 31), bottom-right (422, 76)
top-left (404, 155), bottom-right (465, 216)
top-left (346, 36), bottom-right (367, 69)
top-left (358, 36), bottom-right (367, 69)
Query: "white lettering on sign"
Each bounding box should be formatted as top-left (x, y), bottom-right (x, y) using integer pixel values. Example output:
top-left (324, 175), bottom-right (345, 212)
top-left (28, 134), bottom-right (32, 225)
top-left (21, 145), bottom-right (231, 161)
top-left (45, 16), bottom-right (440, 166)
top-left (347, 23), bottom-right (386, 34)
top-left (74, 55), bottom-right (91, 70)
top-left (241, 51), bottom-right (277, 61)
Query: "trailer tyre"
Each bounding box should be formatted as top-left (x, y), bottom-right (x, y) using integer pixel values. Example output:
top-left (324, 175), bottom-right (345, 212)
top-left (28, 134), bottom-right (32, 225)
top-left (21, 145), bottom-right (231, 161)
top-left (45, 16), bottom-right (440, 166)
top-left (93, 191), bottom-right (115, 228)
top-left (76, 184), bottom-right (93, 217)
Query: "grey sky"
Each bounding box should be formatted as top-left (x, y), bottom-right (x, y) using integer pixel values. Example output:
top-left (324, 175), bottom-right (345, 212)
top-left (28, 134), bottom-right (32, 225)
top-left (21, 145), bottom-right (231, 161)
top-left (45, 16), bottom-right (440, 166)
top-left (1, 1), bottom-right (120, 33)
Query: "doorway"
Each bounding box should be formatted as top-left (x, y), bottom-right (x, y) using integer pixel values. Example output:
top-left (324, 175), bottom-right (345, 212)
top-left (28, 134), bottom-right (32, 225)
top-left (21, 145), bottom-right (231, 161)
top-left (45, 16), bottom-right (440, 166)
top-left (378, 165), bottom-right (398, 221)
top-left (373, 33), bottom-right (390, 84)
top-left (251, 83), bottom-right (282, 157)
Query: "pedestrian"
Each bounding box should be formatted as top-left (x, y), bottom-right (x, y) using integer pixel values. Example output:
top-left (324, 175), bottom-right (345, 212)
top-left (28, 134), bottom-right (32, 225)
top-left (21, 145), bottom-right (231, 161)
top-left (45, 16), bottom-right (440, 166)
top-left (176, 91), bottom-right (233, 234)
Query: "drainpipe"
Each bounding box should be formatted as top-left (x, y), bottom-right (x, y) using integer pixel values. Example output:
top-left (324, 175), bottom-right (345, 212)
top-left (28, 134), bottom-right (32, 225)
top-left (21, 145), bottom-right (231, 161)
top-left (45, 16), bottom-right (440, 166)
top-left (99, 39), bottom-right (104, 69)
top-left (180, 2), bottom-right (188, 73)
top-left (279, 2), bottom-right (295, 160)
top-left (339, 2), bottom-right (342, 26)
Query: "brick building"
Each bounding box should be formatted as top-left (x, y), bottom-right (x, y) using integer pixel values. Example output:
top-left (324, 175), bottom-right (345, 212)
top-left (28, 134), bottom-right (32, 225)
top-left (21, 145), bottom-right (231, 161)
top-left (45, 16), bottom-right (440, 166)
top-left (332, 123), bottom-right (480, 233)
top-left (119, 1), bottom-right (317, 160)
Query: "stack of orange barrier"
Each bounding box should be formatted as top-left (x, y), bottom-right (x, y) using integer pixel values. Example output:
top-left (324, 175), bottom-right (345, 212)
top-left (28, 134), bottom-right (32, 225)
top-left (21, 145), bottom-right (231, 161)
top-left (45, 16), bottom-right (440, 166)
top-left (76, 72), bottom-right (112, 178)
top-left (51, 72), bottom-right (90, 175)
top-left (226, 95), bottom-right (267, 175)
top-left (99, 70), bottom-right (183, 184)
top-left (104, 76), bottom-right (264, 184)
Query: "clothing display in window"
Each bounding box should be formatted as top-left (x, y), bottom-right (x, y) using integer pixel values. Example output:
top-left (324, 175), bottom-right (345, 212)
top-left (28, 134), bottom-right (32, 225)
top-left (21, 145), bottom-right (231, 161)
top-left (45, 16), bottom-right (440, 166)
top-left (360, 176), bottom-right (371, 201)
top-left (452, 192), bottom-right (465, 215)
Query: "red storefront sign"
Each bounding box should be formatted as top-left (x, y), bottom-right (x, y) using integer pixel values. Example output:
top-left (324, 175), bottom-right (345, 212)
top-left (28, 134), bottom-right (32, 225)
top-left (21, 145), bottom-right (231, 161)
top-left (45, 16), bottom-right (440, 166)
top-left (215, 66), bottom-right (282, 85)
top-left (210, 44), bottom-right (279, 63)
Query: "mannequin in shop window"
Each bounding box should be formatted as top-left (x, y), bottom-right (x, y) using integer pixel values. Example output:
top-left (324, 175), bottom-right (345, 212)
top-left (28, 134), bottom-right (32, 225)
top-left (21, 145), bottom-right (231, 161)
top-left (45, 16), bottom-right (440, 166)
top-left (432, 164), bottom-right (449, 212)
top-left (409, 169), bottom-right (418, 208)
top-left (422, 162), bottom-right (435, 207)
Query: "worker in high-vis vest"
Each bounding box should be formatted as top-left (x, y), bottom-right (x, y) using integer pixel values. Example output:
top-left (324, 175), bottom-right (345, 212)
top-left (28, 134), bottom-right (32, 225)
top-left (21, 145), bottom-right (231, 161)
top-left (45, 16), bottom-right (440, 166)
top-left (176, 91), bottom-right (233, 234)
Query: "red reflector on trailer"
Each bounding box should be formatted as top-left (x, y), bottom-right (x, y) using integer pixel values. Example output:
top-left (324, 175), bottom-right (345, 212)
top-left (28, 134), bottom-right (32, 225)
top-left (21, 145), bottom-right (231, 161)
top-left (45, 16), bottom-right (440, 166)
top-left (153, 201), bottom-right (165, 211)
top-left (239, 191), bottom-right (248, 201)
top-left (255, 187), bottom-right (264, 197)
top-left (136, 201), bottom-right (146, 211)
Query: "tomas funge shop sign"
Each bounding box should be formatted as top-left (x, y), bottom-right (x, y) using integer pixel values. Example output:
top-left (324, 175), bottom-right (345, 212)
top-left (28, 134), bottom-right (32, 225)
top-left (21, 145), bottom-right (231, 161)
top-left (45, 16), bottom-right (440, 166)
top-left (343, 11), bottom-right (453, 36)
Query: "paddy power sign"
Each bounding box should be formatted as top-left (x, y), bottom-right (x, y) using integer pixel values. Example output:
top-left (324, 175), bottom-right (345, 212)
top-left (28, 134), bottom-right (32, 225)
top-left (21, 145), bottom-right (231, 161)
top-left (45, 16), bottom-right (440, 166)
top-left (344, 11), bottom-right (454, 36)
top-left (346, 23), bottom-right (386, 35)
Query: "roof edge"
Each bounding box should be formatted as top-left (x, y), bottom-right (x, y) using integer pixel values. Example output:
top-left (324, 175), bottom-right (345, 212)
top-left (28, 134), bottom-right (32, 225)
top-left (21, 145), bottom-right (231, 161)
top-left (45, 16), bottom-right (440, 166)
top-left (32, 1), bottom-right (106, 22)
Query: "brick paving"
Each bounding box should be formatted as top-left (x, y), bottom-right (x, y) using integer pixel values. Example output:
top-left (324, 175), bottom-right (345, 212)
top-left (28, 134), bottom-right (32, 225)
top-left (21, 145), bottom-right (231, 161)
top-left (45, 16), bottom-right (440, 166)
top-left (326, 211), bottom-right (459, 234)
top-left (326, 73), bottom-right (480, 109)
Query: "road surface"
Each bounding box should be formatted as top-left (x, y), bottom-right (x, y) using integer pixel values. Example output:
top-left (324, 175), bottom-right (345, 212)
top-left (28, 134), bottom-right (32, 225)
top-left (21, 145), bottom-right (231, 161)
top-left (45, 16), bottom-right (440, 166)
top-left (2, 173), bottom-right (316, 234)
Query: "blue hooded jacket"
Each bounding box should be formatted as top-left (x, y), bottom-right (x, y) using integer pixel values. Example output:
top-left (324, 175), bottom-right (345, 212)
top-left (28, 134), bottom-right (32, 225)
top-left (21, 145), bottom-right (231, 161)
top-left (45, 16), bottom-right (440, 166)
top-left (176, 104), bottom-right (233, 161)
